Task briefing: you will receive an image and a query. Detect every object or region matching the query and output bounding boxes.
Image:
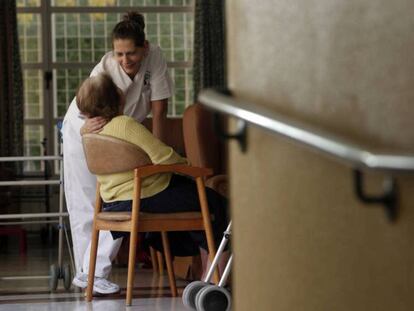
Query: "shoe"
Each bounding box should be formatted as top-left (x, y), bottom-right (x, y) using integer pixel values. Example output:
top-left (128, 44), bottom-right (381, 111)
top-left (93, 277), bottom-right (120, 294)
top-left (72, 273), bottom-right (120, 294)
top-left (72, 272), bottom-right (88, 288)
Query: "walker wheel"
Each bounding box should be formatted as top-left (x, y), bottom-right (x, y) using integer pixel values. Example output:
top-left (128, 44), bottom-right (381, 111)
top-left (49, 264), bottom-right (59, 292)
top-left (182, 280), bottom-right (208, 310)
top-left (195, 285), bottom-right (231, 311)
top-left (62, 263), bottom-right (72, 290)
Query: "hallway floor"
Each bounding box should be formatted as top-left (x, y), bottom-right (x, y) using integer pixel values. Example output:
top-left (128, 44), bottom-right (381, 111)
top-left (0, 229), bottom-right (189, 311)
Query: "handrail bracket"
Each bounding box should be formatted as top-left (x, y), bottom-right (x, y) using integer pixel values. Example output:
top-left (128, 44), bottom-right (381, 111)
top-left (214, 112), bottom-right (247, 152)
top-left (353, 170), bottom-right (398, 222)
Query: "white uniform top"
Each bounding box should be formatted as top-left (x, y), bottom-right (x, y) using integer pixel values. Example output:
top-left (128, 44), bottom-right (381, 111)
top-left (65, 43), bottom-right (173, 123)
top-left (62, 43), bottom-right (173, 277)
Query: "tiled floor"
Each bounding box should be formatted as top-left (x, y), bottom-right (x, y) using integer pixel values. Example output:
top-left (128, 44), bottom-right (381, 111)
top-left (0, 297), bottom-right (188, 311)
top-left (0, 230), bottom-right (190, 310)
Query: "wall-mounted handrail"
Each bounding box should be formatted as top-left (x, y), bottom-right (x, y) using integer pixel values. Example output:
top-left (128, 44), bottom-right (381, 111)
top-left (198, 89), bottom-right (414, 173)
top-left (198, 89), bottom-right (414, 222)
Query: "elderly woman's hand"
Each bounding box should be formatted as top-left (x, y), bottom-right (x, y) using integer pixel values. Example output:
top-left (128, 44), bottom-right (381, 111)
top-left (80, 117), bottom-right (108, 135)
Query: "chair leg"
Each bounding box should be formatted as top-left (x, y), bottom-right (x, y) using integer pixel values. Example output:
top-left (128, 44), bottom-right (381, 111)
top-left (195, 177), bottom-right (220, 284)
top-left (207, 237), bottom-right (220, 284)
top-left (126, 230), bottom-right (139, 306)
top-left (86, 228), bottom-right (100, 302)
top-left (161, 231), bottom-right (177, 297)
top-left (150, 247), bottom-right (158, 273)
top-left (156, 251), bottom-right (164, 275)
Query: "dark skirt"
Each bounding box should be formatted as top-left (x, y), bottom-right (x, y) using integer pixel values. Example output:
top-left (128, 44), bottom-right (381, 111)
top-left (102, 174), bottom-right (228, 256)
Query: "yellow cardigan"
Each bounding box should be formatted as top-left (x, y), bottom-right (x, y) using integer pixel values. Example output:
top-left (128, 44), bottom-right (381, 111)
top-left (98, 115), bottom-right (187, 202)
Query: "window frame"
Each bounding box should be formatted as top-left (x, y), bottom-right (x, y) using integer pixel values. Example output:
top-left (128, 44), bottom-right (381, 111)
top-left (17, 0), bottom-right (194, 173)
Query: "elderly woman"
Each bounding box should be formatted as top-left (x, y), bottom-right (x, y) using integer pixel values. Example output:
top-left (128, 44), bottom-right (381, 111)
top-left (76, 73), bottom-right (228, 285)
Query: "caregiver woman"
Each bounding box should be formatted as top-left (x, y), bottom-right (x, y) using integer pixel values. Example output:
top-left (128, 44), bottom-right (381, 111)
top-left (62, 11), bottom-right (173, 294)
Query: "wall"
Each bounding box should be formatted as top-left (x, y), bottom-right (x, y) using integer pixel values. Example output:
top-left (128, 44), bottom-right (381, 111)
top-left (226, 1), bottom-right (414, 310)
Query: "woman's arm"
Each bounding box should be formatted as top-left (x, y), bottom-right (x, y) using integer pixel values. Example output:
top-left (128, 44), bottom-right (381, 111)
top-left (151, 98), bottom-right (168, 142)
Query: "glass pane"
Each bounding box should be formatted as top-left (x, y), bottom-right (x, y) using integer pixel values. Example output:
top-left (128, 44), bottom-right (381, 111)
top-left (17, 14), bottom-right (42, 63)
top-left (23, 70), bottom-right (43, 119)
top-left (53, 13), bottom-right (120, 63)
top-left (24, 125), bottom-right (44, 172)
top-left (54, 68), bottom-right (93, 118)
top-left (52, 12), bottom-right (193, 63)
top-left (17, 0), bottom-right (40, 7)
top-left (51, 0), bottom-right (194, 6)
top-left (146, 12), bottom-right (193, 62)
top-left (169, 67), bottom-right (192, 116)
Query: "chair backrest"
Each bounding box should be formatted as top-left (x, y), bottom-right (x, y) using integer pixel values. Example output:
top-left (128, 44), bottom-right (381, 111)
top-left (82, 133), bottom-right (151, 174)
top-left (183, 103), bottom-right (225, 174)
top-left (142, 118), bottom-right (185, 156)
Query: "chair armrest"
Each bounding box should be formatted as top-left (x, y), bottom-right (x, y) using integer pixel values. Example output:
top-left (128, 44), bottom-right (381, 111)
top-left (135, 164), bottom-right (213, 179)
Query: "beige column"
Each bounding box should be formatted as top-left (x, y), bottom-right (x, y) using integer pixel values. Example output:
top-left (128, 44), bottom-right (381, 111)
top-left (226, 1), bottom-right (414, 310)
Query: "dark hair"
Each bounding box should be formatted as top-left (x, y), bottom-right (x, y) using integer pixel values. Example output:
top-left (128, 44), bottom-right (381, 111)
top-left (76, 73), bottom-right (121, 120)
top-left (112, 11), bottom-right (146, 47)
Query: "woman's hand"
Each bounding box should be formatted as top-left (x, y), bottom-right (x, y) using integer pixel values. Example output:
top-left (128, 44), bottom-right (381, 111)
top-left (80, 117), bottom-right (107, 135)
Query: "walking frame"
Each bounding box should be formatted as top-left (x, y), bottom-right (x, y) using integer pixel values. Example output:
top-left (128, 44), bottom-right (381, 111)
top-left (183, 221), bottom-right (232, 311)
top-left (0, 154), bottom-right (74, 291)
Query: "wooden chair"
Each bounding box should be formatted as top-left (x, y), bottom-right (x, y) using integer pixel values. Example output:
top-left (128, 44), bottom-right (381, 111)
top-left (82, 133), bottom-right (219, 306)
top-left (183, 103), bottom-right (228, 197)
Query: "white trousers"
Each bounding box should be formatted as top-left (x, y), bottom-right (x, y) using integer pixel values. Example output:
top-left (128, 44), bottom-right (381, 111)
top-left (62, 101), bottom-right (122, 278)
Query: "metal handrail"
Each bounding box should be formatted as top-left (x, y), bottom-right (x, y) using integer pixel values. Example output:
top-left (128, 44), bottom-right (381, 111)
top-left (0, 155), bottom-right (62, 162)
top-left (198, 89), bottom-right (414, 173)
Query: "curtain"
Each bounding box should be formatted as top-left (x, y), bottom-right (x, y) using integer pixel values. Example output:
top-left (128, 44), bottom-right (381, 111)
top-left (193, 0), bottom-right (227, 101)
top-left (192, 0), bottom-right (228, 174)
top-left (0, 0), bottom-right (24, 168)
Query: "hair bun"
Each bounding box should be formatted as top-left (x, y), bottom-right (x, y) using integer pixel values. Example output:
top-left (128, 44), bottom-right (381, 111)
top-left (123, 11), bottom-right (145, 31)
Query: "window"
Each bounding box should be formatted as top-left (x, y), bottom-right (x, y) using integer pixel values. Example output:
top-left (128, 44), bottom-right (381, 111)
top-left (17, 0), bottom-right (194, 172)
